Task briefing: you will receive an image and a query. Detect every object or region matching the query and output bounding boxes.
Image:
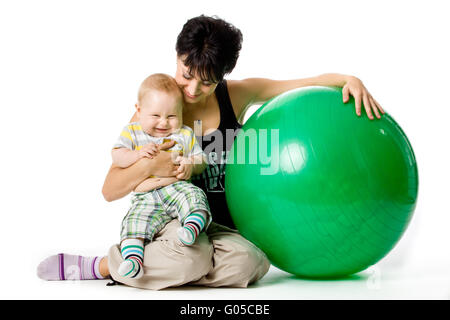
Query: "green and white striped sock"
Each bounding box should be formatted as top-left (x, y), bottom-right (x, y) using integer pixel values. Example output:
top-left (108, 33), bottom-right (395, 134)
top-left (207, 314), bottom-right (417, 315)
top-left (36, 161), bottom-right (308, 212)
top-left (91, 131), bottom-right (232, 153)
top-left (177, 212), bottom-right (208, 246)
top-left (118, 239), bottom-right (144, 279)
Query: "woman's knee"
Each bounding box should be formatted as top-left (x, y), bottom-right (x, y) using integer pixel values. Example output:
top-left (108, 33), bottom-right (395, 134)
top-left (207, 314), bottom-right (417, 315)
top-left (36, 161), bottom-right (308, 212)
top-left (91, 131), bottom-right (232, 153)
top-left (237, 243), bottom-right (270, 284)
top-left (214, 235), bottom-right (271, 287)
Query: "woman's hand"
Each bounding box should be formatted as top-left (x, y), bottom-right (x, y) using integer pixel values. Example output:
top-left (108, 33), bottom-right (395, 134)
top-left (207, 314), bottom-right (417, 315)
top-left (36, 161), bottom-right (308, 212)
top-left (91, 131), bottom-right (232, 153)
top-left (342, 76), bottom-right (385, 120)
top-left (147, 142), bottom-right (181, 177)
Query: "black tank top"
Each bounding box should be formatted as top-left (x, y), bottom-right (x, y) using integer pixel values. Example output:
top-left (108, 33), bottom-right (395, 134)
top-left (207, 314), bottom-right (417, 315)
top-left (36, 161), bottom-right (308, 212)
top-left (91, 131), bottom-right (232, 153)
top-left (191, 80), bottom-right (242, 229)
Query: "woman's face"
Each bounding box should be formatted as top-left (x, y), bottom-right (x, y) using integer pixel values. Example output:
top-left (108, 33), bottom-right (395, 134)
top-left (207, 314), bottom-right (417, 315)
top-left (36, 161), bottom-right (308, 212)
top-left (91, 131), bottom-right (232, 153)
top-left (175, 56), bottom-right (218, 104)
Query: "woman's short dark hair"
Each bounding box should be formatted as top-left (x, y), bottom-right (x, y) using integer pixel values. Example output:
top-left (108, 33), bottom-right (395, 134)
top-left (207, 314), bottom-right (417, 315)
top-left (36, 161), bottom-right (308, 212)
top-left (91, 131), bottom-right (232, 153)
top-left (176, 15), bottom-right (243, 83)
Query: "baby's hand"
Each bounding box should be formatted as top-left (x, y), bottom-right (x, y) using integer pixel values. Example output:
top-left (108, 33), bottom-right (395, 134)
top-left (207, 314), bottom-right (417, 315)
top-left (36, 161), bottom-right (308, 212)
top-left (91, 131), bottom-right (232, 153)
top-left (138, 142), bottom-right (159, 159)
top-left (175, 156), bottom-right (194, 180)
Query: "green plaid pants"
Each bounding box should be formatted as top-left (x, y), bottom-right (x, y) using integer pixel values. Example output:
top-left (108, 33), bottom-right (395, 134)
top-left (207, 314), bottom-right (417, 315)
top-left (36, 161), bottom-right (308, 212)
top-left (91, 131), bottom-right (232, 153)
top-left (120, 181), bottom-right (211, 244)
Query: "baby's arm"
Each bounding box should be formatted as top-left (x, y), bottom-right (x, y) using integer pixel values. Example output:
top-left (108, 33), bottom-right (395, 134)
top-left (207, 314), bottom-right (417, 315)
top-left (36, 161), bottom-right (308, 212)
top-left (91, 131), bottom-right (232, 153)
top-left (111, 143), bottom-right (159, 168)
top-left (111, 148), bottom-right (141, 168)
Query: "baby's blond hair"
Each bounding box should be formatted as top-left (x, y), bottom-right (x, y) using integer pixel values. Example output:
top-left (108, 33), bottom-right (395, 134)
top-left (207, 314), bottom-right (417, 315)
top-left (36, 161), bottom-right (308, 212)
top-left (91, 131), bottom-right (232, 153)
top-left (137, 73), bottom-right (182, 106)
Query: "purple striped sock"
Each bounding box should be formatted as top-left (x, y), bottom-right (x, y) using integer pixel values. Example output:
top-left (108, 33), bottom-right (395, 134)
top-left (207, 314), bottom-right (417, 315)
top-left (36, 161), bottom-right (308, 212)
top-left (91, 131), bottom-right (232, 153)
top-left (37, 253), bottom-right (105, 281)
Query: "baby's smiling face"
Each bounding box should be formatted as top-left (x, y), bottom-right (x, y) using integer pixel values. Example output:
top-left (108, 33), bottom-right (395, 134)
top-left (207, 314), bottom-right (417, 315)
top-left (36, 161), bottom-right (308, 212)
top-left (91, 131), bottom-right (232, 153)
top-left (137, 90), bottom-right (183, 138)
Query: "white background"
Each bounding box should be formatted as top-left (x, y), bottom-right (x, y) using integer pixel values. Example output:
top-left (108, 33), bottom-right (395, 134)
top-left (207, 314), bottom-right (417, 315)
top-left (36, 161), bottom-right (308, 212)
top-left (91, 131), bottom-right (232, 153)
top-left (0, 0), bottom-right (449, 299)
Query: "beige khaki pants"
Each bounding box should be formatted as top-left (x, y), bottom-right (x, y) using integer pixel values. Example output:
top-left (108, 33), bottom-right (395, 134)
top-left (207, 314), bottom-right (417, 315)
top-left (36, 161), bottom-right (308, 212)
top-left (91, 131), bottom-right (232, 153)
top-left (108, 220), bottom-right (270, 290)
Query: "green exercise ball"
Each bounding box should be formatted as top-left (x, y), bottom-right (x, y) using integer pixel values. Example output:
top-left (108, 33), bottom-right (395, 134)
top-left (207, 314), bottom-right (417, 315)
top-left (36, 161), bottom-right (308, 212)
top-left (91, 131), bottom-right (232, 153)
top-left (225, 86), bottom-right (418, 278)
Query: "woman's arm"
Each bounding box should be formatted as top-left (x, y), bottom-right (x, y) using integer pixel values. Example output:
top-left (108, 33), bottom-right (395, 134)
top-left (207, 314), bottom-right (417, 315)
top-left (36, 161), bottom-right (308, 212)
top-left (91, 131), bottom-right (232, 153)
top-left (102, 159), bottom-right (153, 201)
top-left (134, 177), bottom-right (179, 193)
top-left (112, 142), bottom-right (159, 168)
top-left (228, 74), bottom-right (384, 121)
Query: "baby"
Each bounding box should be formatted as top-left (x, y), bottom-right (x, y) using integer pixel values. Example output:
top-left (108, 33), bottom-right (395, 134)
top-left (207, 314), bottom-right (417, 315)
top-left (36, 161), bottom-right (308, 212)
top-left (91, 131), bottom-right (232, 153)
top-left (111, 73), bottom-right (211, 279)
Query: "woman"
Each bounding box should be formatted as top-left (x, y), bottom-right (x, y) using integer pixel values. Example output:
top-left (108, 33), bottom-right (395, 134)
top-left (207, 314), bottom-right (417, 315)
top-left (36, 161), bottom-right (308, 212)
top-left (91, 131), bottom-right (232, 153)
top-left (38, 15), bottom-right (384, 289)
